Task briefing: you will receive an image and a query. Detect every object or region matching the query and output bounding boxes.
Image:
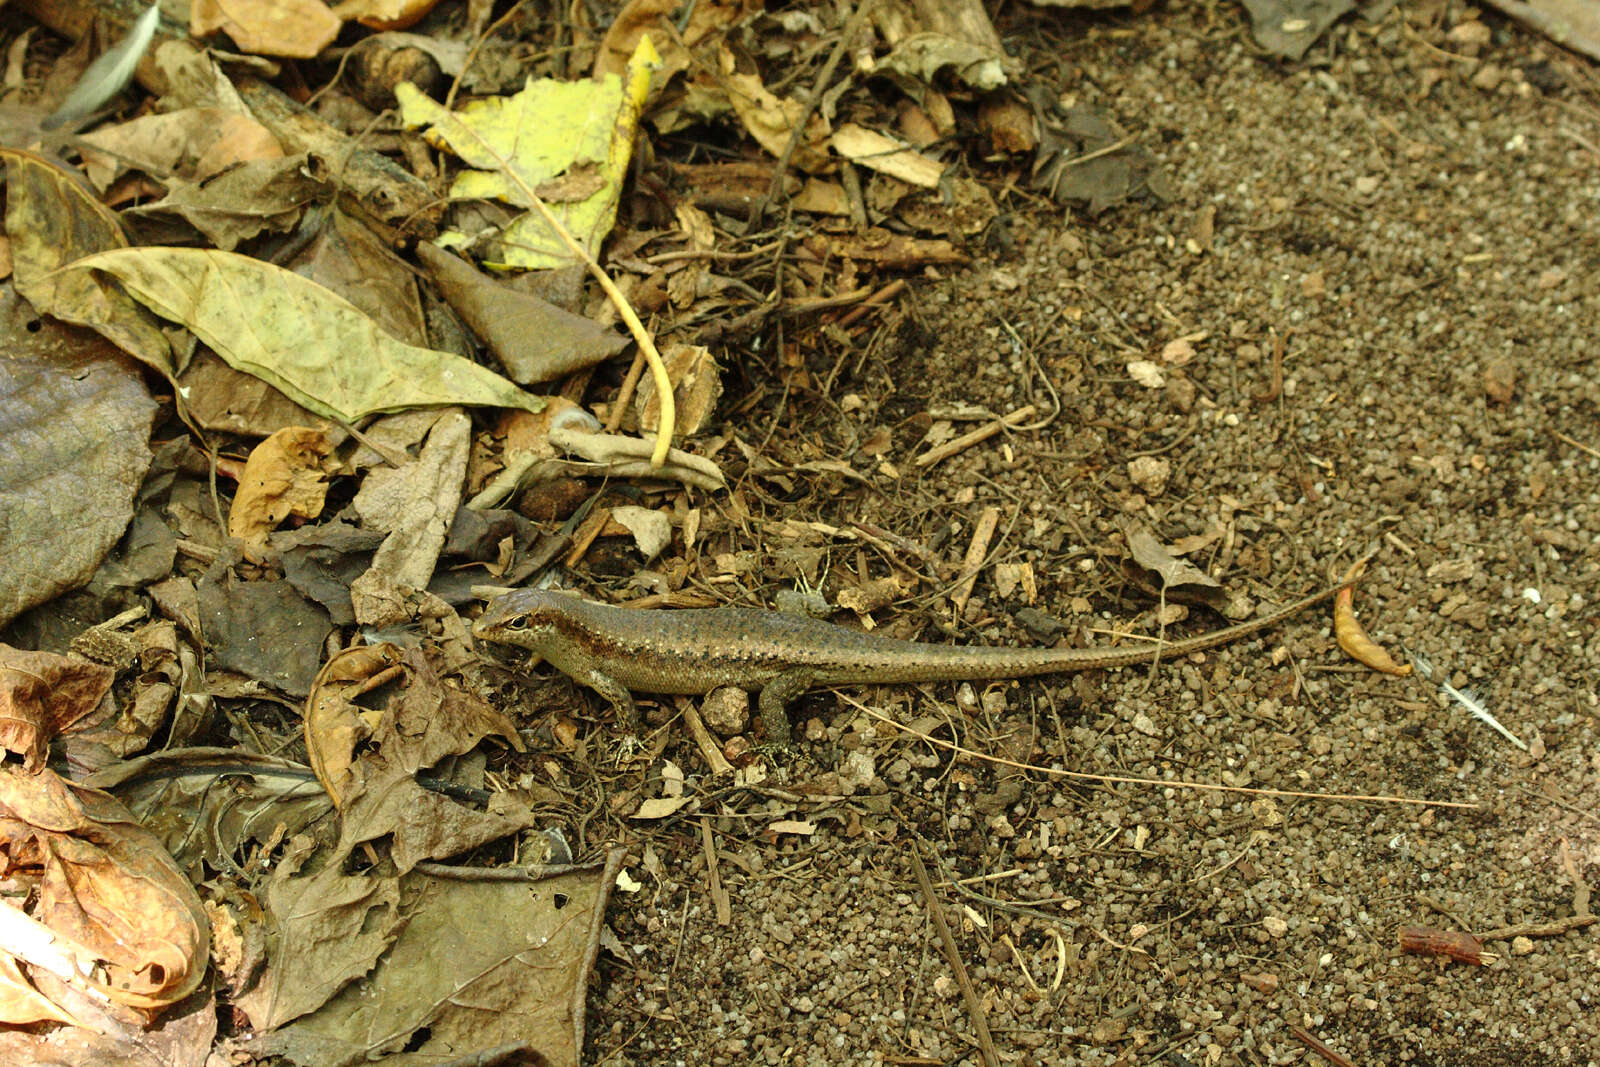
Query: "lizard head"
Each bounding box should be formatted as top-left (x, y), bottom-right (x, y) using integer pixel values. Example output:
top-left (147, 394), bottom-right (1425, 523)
top-left (472, 589), bottom-right (569, 654)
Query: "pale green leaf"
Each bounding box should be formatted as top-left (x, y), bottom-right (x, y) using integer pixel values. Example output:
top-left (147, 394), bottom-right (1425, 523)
top-left (63, 248), bottom-right (544, 423)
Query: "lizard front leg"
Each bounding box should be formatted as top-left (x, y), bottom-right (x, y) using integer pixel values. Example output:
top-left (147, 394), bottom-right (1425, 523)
top-left (578, 667), bottom-right (640, 733)
top-left (756, 668), bottom-right (815, 747)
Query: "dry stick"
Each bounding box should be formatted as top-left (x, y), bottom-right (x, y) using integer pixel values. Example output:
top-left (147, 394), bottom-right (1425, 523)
top-left (443, 89), bottom-right (676, 466)
top-left (1289, 1022), bottom-right (1356, 1067)
top-left (1475, 915), bottom-right (1597, 941)
top-left (908, 847), bottom-right (1000, 1067)
top-left (950, 505), bottom-right (999, 617)
top-left (915, 404), bottom-right (1037, 469)
top-left (838, 694), bottom-right (1479, 810)
top-left (679, 699), bottom-right (735, 776)
top-left (698, 816), bottom-right (731, 926)
top-left (836, 278), bottom-right (907, 329)
top-left (606, 345), bottom-right (650, 434)
top-left (776, 285), bottom-right (877, 316)
top-left (564, 507), bottom-right (612, 569)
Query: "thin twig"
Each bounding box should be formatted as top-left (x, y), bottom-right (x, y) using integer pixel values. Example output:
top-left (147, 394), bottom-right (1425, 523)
top-left (1553, 430), bottom-right (1600, 460)
top-left (914, 405), bottom-right (1037, 468)
top-left (1289, 1022), bottom-right (1355, 1067)
top-left (838, 694), bottom-right (1479, 809)
top-left (908, 846), bottom-right (1000, 1067)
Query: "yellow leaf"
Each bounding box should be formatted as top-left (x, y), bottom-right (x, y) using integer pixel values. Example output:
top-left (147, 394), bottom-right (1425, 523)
top-left (397, 37), bottom-right (660, 269)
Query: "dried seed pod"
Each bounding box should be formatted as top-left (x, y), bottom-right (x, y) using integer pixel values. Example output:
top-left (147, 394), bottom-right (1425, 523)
top-left (1335, 561), bottom-right (1413, 676)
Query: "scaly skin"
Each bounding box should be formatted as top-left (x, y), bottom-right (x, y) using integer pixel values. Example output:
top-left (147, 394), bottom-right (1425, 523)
top-left (473, 584), bottom-right (1345, 744)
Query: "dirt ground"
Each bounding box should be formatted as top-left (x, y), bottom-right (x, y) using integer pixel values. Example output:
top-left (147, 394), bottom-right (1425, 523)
top-left (570, 4), bottom-right (1600, 1065)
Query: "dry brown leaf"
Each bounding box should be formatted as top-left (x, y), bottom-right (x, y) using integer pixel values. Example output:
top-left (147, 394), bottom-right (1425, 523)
top-left (0, 646), bottom-right (115, 771)
top-left (128, 155), bottom-right (324, 251)
top-left (175, 350), bottom-right (324, 436)
top-left (228, 426), bottom-right (337, 559)
top-left (0, 951), bottom-right (77, 1027)
top-left (303, 643), bottom-right (406, 806)
top-left (333, 0), bottom-right (441, 30)
top-left (637, 343), bottom-right (721, 438)
top-left (1, 149), bottom-right (173, 376)
top-left (830, 123), bottom-right (945, 188)
top-left (79, 108), bottom-right (283, 190)
top-left (1334, 562), bottom-right (1412, 676)
top-left (191, 0), bottom-right (341, 59)
top-left (1125, 527), bottom-right (1223, 606)
top-left (255, 854), bottom-right (621, 1063)
top-left (331, 647), bottom-right (529, 874)
top-left (720, 45), bottom-right (831, 172)
top-left (349, 410), bottom-right (471, 626)
top-left (231, 845), bottom-right (401, 1029)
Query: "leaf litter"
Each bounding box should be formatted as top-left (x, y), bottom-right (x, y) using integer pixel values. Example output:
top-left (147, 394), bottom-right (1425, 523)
top-left (0, 0), bottom-right (1594, 1063)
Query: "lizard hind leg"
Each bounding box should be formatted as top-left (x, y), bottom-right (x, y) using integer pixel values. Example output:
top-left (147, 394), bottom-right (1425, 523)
top-left (756, 668), bottom-right (816, 748)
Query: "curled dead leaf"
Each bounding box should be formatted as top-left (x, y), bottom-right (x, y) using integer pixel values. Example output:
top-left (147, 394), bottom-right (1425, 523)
top-left (0, 766), bottom-right (209, 1013)
top-left (228, 426), bottom-right (336, 560)
top-left (304, 643), bottom-right (406, 806)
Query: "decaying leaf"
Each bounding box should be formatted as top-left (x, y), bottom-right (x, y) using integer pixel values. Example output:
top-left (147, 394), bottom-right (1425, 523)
top-left (636, 342), bottom-right (720, 438)
top-left (609, 505), bottom-right (672, 560)
top-left (332, 647), bottom-right (532, 874)
top-left (1029, 100), bottom-right (1174, 215)
top-left (830, 123), bottom-right (946, 188)
top-left (304, 644), bottom-right (406, 806)
top-left (256, 853), bottom-right (623, 1065)
top-left (0, 646), bottom-right (115, 770)
top-left (284, 207), bottom-right (428, 346)
top-left (0, 283), bottom-right (158, 629)
top-left (78, 107), bottom-right (283, 190)
top-left (176, 351), bottom-right (325, 436)
top-left (63, 621), bottom-right (196, 761)
top-left (871, 0), bottom-right (1007, 91)
top-left (1125, 527), bottom-right (1225, 610)
top-left (0, 766), bottom-right (210, 1013)
top-left (335, 0), bottom-right (442, 32)
top-left (87, 747), bottom-right (333, 876)
top-left (349, 409), bottom-right (471, 626)
top-left (194, 570), bottom-right (332, 697)
top-left (2, 149), bottom-right (173, 376)
top-left (720, 52), bottom-right (832, 173)
top-left (231, 843), bottom-right (402, 1030)
top-left (126, 155), bottom-right (325, 250)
